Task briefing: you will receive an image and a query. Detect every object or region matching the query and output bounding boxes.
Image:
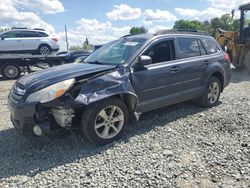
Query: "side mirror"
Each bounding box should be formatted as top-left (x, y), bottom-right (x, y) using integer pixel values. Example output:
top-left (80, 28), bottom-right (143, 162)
top-left (1, 37), bottom-right (5, 40)
top-left (139, 55), bottom-right (152, 66)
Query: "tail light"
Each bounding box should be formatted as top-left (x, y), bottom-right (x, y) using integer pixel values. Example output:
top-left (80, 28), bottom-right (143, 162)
top-left (51, 38), bottom-right (58, 42)
top-left (225, 53), bottom-right (230, 63)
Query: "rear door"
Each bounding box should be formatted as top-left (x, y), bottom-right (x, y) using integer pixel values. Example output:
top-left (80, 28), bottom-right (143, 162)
top-left (20, 31), bottom-right (40, 51)
top-left (131, 38), bottom-right (182, 112)
top-left (0, 31), bottom-right (22, 52)
top-left (175, 37), bottom-right (209, 99)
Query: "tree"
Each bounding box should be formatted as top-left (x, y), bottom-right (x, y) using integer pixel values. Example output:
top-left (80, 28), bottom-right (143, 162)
top-left (173, 20), bottom-right (201, 30)
top-left (201, 21), bottom-right (213, 35)
top-left (83, 38), bottom-right (92, 51)
top-left (129, 26), bottom-right (148, 35)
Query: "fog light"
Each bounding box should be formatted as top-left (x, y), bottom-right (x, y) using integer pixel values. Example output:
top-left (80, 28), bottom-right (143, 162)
top-left (33, 125), bottom-right (42, 136)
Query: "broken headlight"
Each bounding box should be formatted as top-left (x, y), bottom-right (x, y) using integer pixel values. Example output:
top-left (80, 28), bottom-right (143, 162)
top-left (26, 78), bottom-right (75, 103)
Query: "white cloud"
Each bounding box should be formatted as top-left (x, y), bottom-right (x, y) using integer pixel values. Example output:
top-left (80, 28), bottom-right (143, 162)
top-left (143, 9), bottom-right (177, 24)
top-left (0, 0), bottom-right (55, 33)
top-left (58, 18), bottom-right (131, 50)
top-left (148, 25), bottom-right (170, 33)
top-left (106, 4), bottom-right (141, 20)
top-left (13, 0), bottom-right (64, 14)
top-left (175, 8), bottom-right (200, 17)
top-left (206, 0), bottom-right (249, 10)
top-left (175, 7), bottom-right (227, 20)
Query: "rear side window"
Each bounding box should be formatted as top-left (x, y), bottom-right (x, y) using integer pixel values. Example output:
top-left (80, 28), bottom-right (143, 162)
top-left (177, 38), bottom-right (201, 59)
top-left (201, 38), bottom-right (220, 54)
top-left (20, 31), bottom-right (38, 37)
top-left (143, 40), bottom-right (175, 64)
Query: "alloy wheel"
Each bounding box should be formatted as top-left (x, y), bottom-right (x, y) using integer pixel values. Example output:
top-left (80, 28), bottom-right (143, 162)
top-left (94, 105), bottom-right (125, 139)
top-left (208, 82), bottom-right (220, 104)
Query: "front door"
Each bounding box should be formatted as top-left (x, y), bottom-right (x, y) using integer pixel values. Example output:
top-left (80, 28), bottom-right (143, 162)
top-left (0, 31), bottom-right (22, 52)
top-left (131, 39), bottom-right (182, 112)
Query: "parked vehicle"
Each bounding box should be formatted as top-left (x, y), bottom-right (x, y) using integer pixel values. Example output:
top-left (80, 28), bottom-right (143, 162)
top-left (58, 50), bottom-right (91, 64)
top-left (0, 28), bottom-right (59, 55)
top-left (8, 30), bottom-right (231, 144)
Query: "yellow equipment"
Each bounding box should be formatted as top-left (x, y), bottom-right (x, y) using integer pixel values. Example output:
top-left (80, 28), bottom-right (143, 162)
top-left (216, 3), bottom-right (250, 71)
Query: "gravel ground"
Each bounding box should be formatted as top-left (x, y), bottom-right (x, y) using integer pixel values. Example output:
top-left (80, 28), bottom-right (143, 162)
top-left (0, 69), bottom-right (250, 188)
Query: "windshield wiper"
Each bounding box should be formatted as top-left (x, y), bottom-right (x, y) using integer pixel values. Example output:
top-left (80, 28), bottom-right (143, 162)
top-left (87, 60), bottom-right (104, 65)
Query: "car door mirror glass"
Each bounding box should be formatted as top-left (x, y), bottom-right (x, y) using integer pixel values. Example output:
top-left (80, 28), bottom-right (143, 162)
top-left (139, 55), bottom-right (152, 66)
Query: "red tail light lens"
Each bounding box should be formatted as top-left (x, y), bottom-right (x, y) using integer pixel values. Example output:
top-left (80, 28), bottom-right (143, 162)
top-left (52, 38), bottom-right (58, 42)
top-left (225, 53), bottom-right (230, 63)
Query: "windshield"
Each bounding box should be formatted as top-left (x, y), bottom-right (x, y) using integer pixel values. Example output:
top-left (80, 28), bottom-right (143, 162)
top-left (85, 37), bottom-right (146, 65)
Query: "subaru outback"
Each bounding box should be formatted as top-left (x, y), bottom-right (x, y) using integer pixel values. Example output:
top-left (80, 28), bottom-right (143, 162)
top-left (0, 28), bottom-right (59, 55)
top-left (8, 30), bottom-right (231, 144)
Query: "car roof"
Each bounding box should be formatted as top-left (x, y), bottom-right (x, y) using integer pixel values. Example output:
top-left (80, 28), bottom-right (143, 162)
top-left (4, 29), bottom-right (48, 33)
top-left (123, 31), bottom-right (213, 42)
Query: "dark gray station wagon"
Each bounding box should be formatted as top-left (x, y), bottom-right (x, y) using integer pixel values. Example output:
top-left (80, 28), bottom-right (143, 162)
top-left (8, 30), bottom-right (231, 144)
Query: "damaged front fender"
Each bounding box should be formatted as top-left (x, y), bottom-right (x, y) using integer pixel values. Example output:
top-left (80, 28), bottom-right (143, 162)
top-left (73, 67), bottom-right (138, 113)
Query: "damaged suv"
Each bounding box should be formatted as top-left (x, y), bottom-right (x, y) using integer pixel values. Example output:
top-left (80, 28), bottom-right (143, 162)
top-left (8, 30), bottom-right (231, 144)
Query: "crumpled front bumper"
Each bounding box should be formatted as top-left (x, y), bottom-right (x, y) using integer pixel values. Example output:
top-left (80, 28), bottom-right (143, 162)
top-left (8, 97), bottom-right (52, 138)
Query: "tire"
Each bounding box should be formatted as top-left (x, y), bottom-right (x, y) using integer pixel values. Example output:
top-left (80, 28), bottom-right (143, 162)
top-left (81, 98), bottom-right (129, 145)
top-left (38, 44), bottom-right (51, 56)
top-left (1, 63), bottom-right (21, 80)
top-left (197, 77), bottom-right (221, 108)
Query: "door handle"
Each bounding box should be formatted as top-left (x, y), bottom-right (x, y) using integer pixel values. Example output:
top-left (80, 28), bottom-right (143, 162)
top-left (170, 66), bottom-right (181, 73)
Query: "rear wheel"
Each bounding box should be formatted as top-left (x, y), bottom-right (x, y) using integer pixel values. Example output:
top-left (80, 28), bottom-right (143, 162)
top-left (197, 77), bottom-right (221, 108)
top-left (38, 44), bottom-right (51, 56)
top-left (1, 63), bottom-right (21, 80)
top-left (81, 98), bottom-right (129, 145)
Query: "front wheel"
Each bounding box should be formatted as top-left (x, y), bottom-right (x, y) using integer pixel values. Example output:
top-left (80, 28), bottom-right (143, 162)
top-left (81, 98), bottom-right (129, 145)
top-left (197, 77), bottom-right (221, 108)
top-left (1, 63), bottom-right (21, 80)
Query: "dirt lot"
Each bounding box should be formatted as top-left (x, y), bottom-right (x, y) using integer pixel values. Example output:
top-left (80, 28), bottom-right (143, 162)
top-left (0, 69), bottom-right (250, 188)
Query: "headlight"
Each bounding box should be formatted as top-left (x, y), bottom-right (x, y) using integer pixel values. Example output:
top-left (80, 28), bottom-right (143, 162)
top-left (26, 78), bottom-right (75, 103)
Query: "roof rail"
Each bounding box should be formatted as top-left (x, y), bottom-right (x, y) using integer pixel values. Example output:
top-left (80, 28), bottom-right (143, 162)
top-left (154, 29), bottom-right (210, 36)
top-left (11, 27), bottom-right (28, 30)
top-left (33, 28), bottom-right (45, 31)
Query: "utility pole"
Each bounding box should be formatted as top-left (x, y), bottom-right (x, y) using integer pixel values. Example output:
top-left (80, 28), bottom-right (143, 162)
top-left (65, 25), bottom-right (69, 51)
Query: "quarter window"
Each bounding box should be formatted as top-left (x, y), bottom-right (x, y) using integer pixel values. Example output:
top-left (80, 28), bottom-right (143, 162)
top-left (36, 32), bottom-right (49, 37)
top-left (143, 40), bottom-right (175, 64)
top-left (201, 38), bottom-right (220, 54)
top-left (177, 38), bottom-right (201, 59)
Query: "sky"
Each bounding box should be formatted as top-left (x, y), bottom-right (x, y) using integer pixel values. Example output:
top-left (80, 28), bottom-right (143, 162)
top-left (0, 0), bottom-right (249, 50)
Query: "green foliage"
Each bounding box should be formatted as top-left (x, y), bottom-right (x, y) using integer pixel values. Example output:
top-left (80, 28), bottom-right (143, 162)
top-left (173, 14), bottom-right (240, 36)
top-left (69, 45), bottom-right (82, 51)
top-left (173, 20), bottom-right (201, 30)
top-left (129, 26), bottom-right (148, 35)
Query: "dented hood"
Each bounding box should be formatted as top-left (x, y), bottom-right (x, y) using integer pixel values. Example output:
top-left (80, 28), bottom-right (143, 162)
top-left (17, 63), bottom-right (116, 93)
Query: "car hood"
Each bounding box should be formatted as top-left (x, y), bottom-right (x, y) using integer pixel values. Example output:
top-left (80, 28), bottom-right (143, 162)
top-left (17, 63), bottom-right (116, 93)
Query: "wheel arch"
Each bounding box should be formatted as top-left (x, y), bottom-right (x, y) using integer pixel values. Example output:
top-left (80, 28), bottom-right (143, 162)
top-left (209, 71), bottom-right (224, 92)
top-left (38, 43), bottom-right (51, 49)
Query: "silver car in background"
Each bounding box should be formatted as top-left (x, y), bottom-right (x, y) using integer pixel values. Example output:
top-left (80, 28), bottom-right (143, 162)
top-left (0, 28), bottom-right (59, 55)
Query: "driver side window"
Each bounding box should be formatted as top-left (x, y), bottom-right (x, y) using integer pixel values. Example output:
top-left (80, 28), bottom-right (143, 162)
top-left (143, 40), bottom-right (175, 64)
